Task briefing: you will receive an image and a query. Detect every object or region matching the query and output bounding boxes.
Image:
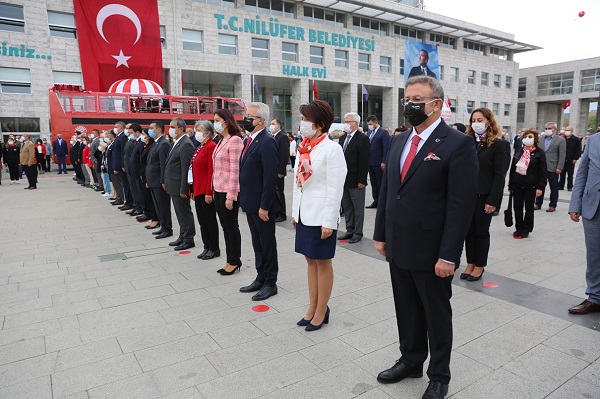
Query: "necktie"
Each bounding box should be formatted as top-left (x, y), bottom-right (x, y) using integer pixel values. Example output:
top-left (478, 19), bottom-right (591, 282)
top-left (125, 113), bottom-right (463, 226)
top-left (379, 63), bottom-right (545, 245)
top-left (242, 136), bottom-right (253, 159)
top-left (422, 68), bottom-right (426, 75)
top-left (401, 135), bottom-right (421, 182)
top-left (343, 134), bottom-right (352, 152)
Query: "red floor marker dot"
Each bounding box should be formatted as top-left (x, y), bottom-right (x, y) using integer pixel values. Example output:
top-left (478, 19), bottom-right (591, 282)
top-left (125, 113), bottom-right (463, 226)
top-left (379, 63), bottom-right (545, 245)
top-left (339, 240), bottom-right (349, 243)
top-left (252, 305), bottom-right (270, 312)
top-left (482, 282), bottom-right (499, 288)
top-left (138, 220), bottom-right (146, 223)
top-left (179, 250), bottom-right (191, 255)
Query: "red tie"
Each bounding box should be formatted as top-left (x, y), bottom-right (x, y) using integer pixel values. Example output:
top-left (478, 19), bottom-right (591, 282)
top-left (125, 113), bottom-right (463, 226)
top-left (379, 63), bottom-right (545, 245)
top-left (242, 136), bottom-right (253, 159)
top-left (401, 135), bottom-right (421, 182)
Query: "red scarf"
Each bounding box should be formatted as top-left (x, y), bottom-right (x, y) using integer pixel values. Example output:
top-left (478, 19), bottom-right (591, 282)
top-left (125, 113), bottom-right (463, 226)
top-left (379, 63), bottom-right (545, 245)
top-left (296, 133), bottom-right (328, 188)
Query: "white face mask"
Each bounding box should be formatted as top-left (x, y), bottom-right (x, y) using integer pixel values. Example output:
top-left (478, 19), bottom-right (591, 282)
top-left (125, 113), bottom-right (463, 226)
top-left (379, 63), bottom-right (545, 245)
top-left (103, 137), bottom-right (110, 143)
top-left (113, 127), bottom-right (119, 134)
top-left (214, 122), bottom-right (224, 133)
top-left (124, 128), bottom-right (130, 136)
top-left (565, 131), bottom-right (572, 137)
top-left (140, 135), bottom-right (148, 143)
top-left (195, 131), bottom-right (204, 142)
top-left (168, 127), bottom-right (177, 139)
top-left (299, 120), bottom-right (317, 139)
top-left (522, 137), bottom-right (534, 147)
top-left (367, 124), bottom-right (374, 131)
top-left (8, 140), bottom-right (13, 145)
top-left (471, 122), bottom-right (487, 134)
top-left (268, 125), bottom-right (277, 134)
top-left (544, 129), bottom-right (553, 137)
top-left (343, 123), bottom-right (352, 133)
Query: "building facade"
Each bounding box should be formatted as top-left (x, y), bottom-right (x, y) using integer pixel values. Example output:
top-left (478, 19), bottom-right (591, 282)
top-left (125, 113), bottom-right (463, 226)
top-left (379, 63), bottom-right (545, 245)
top-left (518, 56), bottom-right (600, 136)
top-left (0, 0), bottom-right (538, 140)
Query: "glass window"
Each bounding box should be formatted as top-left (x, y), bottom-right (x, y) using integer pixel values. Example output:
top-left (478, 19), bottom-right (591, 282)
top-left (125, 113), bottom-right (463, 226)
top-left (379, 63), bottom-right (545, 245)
top-left (52, 71), bottom-right (82, 85)
top-left (537, 72), bottom-right (573, 96)
top-left (0, 3), bottom-right (24, 33)
top-left (493, 74), bottom-right (501, 87)
top-left (399, 59), bottom-right (404, 75)
top-left (463, 40), bottom-right (485, 55)
top-left (480, 101), bottom-right (488, 108)
top-left (160, 25), bottom-right (166, 48)
top-left (353, 16), bottom-right (387, 36)
top-left (380, 56), bottom-right (391, 73)
top-left (429, 33), bottom-right (455, 49)
top-left (481, 72), bottom-right (489, 86)
top-left (358, 53), bottom-right (370, 70)
top-left (0, 67), bottom-right (31, 94)
top-left (282, 42), bottom-right (297, 62)
top-left (394, 25), bottom-right (423, 40)
top-left (182, 29), bottom-right (203, 51)
top-left (48, 11), bottom-right (76, 38)
top-left (449, 99), bottom-right (456, 113)
top-left (310, 46), bottom-right (323, 65)
top-left (304, 5), bottom-right (344, 28)
top-left (492, 103), bottom-right (499, 115)
top-left (518, 77), bottom-right (527, 98)
top-left (517, 103), bottom-right (525, 123)
top-left (335, 50), bottom-right (348, 68)
top-left (489, 46), bottom-right (508, 60)
top-left (251, 37), bottom-right (268, 58)
top-left (193, 0), bottom-right (235, 7)
top-left (504, 104), bottom-right (511, 116)
top-left (467, 100), bottom-right (475, 114)
top-left (467, 70), bottom-right (476, 84)
top-left (245, 0), bottom-right (294, 18)
top-left (449, 67), bottom-right (459, 82)
top-left (0, 117), bottom-right (40, 132)
top-left (439, 65), bottom-right (444, 80)
top-left (505, 76), bottom-right (512, 89)
top-left (581, 68), bottom-right (600, 92)
top-left (218, 34), bottom-right (237, 55)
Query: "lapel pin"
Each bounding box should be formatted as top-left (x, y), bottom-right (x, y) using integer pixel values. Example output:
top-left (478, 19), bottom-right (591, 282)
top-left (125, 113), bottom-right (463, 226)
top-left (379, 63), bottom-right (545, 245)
top-left (435, 138), bottom-right (441, 142)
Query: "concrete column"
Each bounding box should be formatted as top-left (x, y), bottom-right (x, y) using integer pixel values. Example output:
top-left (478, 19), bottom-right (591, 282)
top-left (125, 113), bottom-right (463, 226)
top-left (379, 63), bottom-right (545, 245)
top-left (234, 74), bottom-right (252, 104)
top-left (210, 84), bottom-right (221, 97)
top-left (341, 83), bottom-right (358, 116)
top-left (382, 87), bottom-right (399, 130)
top-left (291, 79), bottom-right (309, 134)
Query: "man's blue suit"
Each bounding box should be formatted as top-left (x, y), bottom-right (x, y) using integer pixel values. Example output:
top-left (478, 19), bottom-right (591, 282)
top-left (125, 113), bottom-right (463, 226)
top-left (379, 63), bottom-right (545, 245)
top-left (112, 132), bottom-right (132, 206)
top-left (239, 128), bottom-right (281, 287)
top-left (52, 138), bottom-right (68, 173)
top-left (368, 127), bottom-right (391, 206)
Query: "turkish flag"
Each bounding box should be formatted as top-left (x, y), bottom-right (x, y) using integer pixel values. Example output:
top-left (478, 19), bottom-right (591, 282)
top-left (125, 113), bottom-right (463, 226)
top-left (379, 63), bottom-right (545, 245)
top-left (73, 0), bottom-right (163, 92)
top-left (562, 100), bottom-right (571, 110)
top-left (312, 81), bottom-right (319, 100)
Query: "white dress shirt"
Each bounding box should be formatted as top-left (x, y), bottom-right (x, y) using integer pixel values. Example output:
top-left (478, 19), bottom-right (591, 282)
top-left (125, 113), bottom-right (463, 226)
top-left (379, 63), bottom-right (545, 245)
top-left (400, 117), bottom-right (442, 170)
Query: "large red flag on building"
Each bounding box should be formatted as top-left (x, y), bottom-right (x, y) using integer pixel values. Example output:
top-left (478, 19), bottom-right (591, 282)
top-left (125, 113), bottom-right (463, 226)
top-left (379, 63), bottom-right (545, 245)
top-left (73, 0), bottom-right (163, 92)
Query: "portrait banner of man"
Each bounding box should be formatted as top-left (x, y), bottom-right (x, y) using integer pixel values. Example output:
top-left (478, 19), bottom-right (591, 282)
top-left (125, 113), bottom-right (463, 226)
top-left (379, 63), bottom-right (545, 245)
top-left (405, 41), bottom-right (439, 83)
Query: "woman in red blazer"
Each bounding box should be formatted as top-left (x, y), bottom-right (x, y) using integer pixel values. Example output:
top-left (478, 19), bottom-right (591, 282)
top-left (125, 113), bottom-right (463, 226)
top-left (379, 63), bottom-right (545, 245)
top-left (191, 121), bottom-right (220, 260)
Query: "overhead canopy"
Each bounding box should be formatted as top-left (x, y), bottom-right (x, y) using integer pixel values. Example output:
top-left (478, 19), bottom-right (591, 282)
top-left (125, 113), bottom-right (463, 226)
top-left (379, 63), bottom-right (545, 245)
top-left (108, 79), bottom-right (165, 95)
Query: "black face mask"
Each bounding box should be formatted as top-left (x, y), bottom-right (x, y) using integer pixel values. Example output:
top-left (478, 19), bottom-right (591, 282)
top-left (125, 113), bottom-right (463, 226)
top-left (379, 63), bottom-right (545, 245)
top-left (403, 100), bottom-right (434, 127)
top-left (243, 117), bottom-right (256, 132)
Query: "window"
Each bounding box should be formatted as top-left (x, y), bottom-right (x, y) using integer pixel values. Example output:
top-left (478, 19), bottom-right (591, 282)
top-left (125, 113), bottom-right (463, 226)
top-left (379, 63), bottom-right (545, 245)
top-left (0, 117), bottom-right (40, 133)
top-left (399, 59), bottom-right (405, 75)
top-left (251, 37), bottom-right (268, 58)
top-left (309, 46), bottom-right (323, 65)
top-left (353, 16), bottom-right (387, 36)
top-left (505, 76), bottom-right (512, 89)
top-left (439, 65), bottom-right (444, 80)
top-left (335, 50), bottom-right (348, 68)
top-left (463, 40), bottom-right (485, 55)
top-left (429, 33), bottom-right (455, 49)
top-left (304, 6), bottom-right (344, 27)
top-left (245, 0), bottom-right (294, 18)
top-left (492, 103), bottom-right (499, 115)
top-left (480, 101), bottom-right (488, 108)
top-left (218, 34), bottom-right (237, 55)
top-left (0, 67), bottom-right (31, 94)
top-left (0, 3), bottom-right (24, 33)
top-left (449, 67), bottom-right (459, 82)
top-left (493, 74), bottom-right (501, 87)
top-left (467, 70), bottom-right (476, 84)
top-left (504, 104), bottom-right (511, 116)
top-left (282, 42), bottom-right (297, 62)
top-left (394, 25), bottom-right (423, 40)
top-left (467, 100), bottom-right (475, 114)
top-left (537, 72), bottom-right (573, 96)
top-left (182, 29), bottom-right (203, 51)
top-left (52, 71), bottom-right (82, 85)
top-left (581, 68), bottom-right (600, 92)
top-left (449, 99), bottom-right (456, 113)
top-left (160, 25), bottom-right (166, 48)
top-left (517, 103), bottom-right (525, 123)
top-left (490, 46), bottom-right (508, 60)
top-left (48, 11), bottom-right (76, 38)
top-left (481, 72), bottom-right (489, 86)
top-left (358, 53), bottom-right (370, 70)
top-left (380, 56), bottom-right (391, 73)
top-left (193, 0), bottom-right (235, 7)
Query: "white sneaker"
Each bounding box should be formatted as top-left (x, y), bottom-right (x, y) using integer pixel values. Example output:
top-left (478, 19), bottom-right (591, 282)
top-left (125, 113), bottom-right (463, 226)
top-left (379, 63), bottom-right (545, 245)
top-left (10, 180), bottom-right (14, 185)
top-left (15, 180), bottom-right (19, 184)
top-left (102, 193), bottom-right (110, 197)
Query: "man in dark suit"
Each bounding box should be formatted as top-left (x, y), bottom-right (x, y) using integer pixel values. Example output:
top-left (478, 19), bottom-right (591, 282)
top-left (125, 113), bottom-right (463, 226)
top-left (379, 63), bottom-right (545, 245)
top-left (111, 121), bottom-right (130, 209)
top-left (106, 131), bottom-right (124, 205)
top-left (270, 118), bottom-right (289, 222)
top-left (120, 123), bottom-right (136, 211)
top-left (53, 134), bottom-right (68, 174)
top-left (89, 130), bottom-right (103, 191)
top-left (127, 123), bottom-right (145, 216)
top-left (70, 133), bottom-right (84, 184)
top-left (146, 121), bottom-right (173, 239)
top-left (407, 50), bottom-right (437, 79)
top-left (338, 113), bottom-right (370, 243)
top-left (239, 103), bottom-right (280, 301)
top-left (164, 118), bottom-right (196, 250)
top-left (559, 125), bottom-right (581, 191)
top-left (373, 76), bottom-right (478, 399)
top-left (365, 115), bottom-right (390, 208)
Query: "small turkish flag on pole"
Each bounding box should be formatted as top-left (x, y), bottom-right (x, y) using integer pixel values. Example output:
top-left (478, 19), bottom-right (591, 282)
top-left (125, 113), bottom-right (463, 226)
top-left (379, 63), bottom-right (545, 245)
top-left (73, 0), bottom-right (163, 92)
top-left (312, 80), bottom-right (319, 100)
top-left (562, 100), bottom-right (571, 110)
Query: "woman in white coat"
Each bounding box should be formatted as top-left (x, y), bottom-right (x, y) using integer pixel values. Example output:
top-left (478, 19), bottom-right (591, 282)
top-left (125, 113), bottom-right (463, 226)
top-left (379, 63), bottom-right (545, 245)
top-left (292, 100), bottom-right (347, 331)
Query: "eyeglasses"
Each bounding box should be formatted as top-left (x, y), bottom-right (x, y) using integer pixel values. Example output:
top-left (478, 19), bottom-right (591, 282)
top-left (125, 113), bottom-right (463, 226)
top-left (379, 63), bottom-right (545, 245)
top-left (400, 97), bottom-right (438, 106)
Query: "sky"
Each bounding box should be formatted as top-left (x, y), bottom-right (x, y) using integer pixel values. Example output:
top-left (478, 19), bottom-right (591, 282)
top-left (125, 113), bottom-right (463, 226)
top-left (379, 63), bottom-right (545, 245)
top-left (424, 0), bottom-right (599, 68)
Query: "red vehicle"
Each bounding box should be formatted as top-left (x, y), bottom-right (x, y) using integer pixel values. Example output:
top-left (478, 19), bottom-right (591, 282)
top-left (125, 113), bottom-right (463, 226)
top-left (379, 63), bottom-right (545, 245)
top-left (49, 84), bottom-right (246, 164)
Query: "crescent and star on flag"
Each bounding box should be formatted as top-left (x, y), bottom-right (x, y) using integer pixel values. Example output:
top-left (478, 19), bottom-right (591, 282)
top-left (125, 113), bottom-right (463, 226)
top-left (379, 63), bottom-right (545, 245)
top-left (96, 4), bottom-right (142, 68)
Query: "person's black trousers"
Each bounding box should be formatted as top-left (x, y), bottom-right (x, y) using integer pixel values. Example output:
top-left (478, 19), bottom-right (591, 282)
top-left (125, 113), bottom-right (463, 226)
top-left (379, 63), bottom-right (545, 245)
top-left (213, 191), bottom-right (241, 265)
top-left (135, 177), bottom-right (146, 213)
top-left (23, 165), bottom-right (38, 188)
top-left (74, 163), bottom-right (84, 182)
top-left (368, 165), bottom-right (384, 205)
top-left (171, 195), bottom-right (196, 242)
top-left (126, 172), bottom-right (140, 210)
top-left (464, 194), bottom-right (493, 267)
top-left (194, 195), bottom-right (220, 251)
top-left (119, 170), bottom-right (132, 207)
top-left (45, 155), bottom-right (51, 172)
top-left (144, 185), bottom-right (158, 220)
top-left (246, 212), bottom-right (279, 287)
top-left (7, 163), bottom-right (19, 180)
top-left (513, 185), bottom-right (536, 233)
top-left (390, 264), bottom-right (453, 385)
top-left (559, 161), bottom-right (575, 190)
top-left (151, 187), bottom-right (172, 232)
top-left (110, 172), bottom-right (124, 203)
top-left (275, 176), bottom-right (286, 219)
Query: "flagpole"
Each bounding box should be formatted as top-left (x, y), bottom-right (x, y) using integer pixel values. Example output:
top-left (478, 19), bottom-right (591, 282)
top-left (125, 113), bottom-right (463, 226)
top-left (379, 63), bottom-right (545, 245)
top-left (361, 84), bottom-right (364, 128)
top-left (252, 74), bottom-right (254, 103)
top-left (311, 79), bottom-right (314, 101)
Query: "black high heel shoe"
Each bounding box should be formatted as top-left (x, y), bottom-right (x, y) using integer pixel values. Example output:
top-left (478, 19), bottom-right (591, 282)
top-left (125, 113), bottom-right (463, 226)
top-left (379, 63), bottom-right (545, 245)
top-left (305, 307), bottom-right (330, 332)
top-left (297, 317), bottom-right (313, 326)
top-left (466, 268), bottom-right (484, 282)
top-left (219, 264), bottom-right (241, 276)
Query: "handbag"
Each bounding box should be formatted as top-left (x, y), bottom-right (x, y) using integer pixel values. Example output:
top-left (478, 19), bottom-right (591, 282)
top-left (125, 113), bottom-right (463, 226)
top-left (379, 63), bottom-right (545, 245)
top-left (504, 193), bottom-right (513, 227)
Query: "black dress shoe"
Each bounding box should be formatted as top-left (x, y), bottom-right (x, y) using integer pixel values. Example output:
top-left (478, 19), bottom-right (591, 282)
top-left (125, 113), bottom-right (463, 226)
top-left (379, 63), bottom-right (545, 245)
top-left (146, 223), bottom-right (160, 230)
top-left (274, 215), bottom-right (287, 223)
top-left (252, 285), bottom-right (278, 301)
top-left (202, 249), bottom-right (220, 260)
top-left (126, 210), bottom-right (136, 215)
top-left (197, 249), bottom-right (209, 259)
top-left (305, 306), bottom-right (330, 331)
top-left (112, 202), bottom-right (124, 206)
top-left (366, 202), bottom-right (377, 208)
top-left (466, 269), bottom-right (484, 282)
top-left (240, 280), bottom-right (263, 293)
top-left (155, 231), bottom-right (173, 239)
top-left (337, 232), bottom-right (353, 240)
top-left (151, 229), bottom-right (164, 235)
top-left (174, 241), bottom-right (195, 251)
top-left (422, 381), bottom-right (448, 399)
top-left (137, 215), bottom-right (150, 222)
top-left (520, 231), bottom-right (529, 238)
top-left (119, 206), bottom-right (133, 211)
top-left (348, 236), bottom-right (362, 244)
top-left (459, 273), bottom-right (471, 280)
top-left (377, 361), bottom-right (423, 384)
top-left (131, 210), bottom-right (143, 216)
top-left (169, 238), bottom-right (184, 247)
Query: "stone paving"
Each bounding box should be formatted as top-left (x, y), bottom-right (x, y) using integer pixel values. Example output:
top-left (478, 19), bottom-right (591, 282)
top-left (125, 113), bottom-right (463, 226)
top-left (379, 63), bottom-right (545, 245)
top-left (0, 169), bottom-right (599, 399)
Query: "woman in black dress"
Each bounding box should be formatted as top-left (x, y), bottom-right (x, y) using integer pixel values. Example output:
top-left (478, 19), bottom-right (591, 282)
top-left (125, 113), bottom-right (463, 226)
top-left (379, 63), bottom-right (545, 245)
top-left (140, 129), bottom-right (159, 229)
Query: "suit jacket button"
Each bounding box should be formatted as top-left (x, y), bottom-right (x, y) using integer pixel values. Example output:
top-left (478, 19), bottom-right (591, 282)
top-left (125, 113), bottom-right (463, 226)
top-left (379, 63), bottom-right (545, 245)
top-left (396, 195), bottom-right (400, 200)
